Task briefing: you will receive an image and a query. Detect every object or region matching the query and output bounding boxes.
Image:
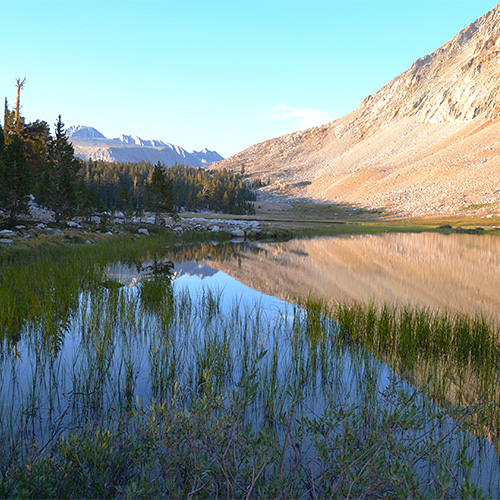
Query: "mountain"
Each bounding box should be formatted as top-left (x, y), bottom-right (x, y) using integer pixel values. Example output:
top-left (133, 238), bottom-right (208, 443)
top-left (67, 125), bottom-right (106, 139)
top-left (213, 5), bottom-right (500, 216)
top-left (68, 126), bottom-right (224, 167)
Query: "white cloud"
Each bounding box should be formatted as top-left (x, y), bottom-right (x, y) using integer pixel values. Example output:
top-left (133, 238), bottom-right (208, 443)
top-left (276, 104), bottom-right (334, 130)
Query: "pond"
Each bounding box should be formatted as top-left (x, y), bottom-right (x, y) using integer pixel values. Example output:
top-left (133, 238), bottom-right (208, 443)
top-left (1, 232), bottom-right (499, 498)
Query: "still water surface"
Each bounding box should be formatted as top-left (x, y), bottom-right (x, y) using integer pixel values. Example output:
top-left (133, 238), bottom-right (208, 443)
top-left (189, 232), bottom-right (500, 317)
top-left (107, 233), bottom-right (500, 494)
top-left (2, 232), bottom-right (500, 495)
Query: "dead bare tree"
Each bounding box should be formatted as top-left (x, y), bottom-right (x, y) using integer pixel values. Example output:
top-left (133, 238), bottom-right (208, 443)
top-left (14, 77), bottom-right (27, 129)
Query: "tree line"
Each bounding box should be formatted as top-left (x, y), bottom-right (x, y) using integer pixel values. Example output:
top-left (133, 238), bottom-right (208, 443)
top-left (84, 160), bottom-right (257, 216)
top-left (0, 87), bottom-right (257, 223)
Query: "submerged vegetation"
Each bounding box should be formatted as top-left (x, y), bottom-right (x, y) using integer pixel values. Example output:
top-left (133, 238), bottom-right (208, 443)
top-left (0, 239), bottom-right (499, 498)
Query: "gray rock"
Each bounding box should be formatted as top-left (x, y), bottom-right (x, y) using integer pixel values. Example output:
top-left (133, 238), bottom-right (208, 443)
top-left (211, 225), bottom-right (220, 232)
top-left (0, 229), bottom-right (14, 236)
top-left (231, 229), bottom-right (245, 238)
top-left (52, 229), bottom-right (64, 236)
top-left (0, 239), bottom-right (13, 244)
top-left (138, 228), bottom-right (149, 235)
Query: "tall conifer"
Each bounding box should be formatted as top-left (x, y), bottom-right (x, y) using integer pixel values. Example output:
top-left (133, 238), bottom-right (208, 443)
top-left (47, 115), bottom-right (81, 222)
top-left (0, 135), bottom-right (31, 221)
top-left (21, 120), bottom-right (51, 193)
top-left (146, 162), bottom-right (175, 225)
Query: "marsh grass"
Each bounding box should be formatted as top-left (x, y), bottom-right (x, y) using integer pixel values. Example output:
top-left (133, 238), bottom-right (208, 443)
top-left (334, 301), bottom-right (500, 449)
top-left (334, 301), bottom-right (500, 385)
top-left (0, 244), bottom-right (499, 498)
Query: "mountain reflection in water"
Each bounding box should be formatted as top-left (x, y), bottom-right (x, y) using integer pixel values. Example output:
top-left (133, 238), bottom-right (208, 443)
top-left (196, 233), bottom-right (500, 317)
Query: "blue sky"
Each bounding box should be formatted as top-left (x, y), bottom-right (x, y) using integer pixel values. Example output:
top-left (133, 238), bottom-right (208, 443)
top-left (1, 0), bottom-right (498, 157)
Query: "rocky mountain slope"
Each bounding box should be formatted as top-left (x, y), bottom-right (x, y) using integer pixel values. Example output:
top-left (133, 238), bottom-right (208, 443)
top-left (214, 5), bottom-right (500, 216)
top-left (68, 126), bottom-right (224, 167)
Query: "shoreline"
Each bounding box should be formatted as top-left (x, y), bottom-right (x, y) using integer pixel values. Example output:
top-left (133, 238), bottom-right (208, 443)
top-left (1, 208), bottom-right (500, 255)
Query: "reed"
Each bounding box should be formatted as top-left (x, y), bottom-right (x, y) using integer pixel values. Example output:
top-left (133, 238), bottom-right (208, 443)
top-left (333, 300), bottom-right (500, 451)
top-left (334, 301), bottom-right (500, 379)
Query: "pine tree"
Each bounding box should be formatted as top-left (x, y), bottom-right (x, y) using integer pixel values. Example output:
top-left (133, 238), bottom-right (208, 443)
top-left (0, 134), bottom-right (31, 221)
top-left (47, 115), bottom-right (81, 222)
top-left (146, 163), bottom-right (175, 225)
top-left (0, 125), bottom-right (4, 213)
top-left (0, 123), bottom-right (4, 154)
top-left (3, 99), bottom-right (15, 142)
top-left (119, 185), bottom-right (132, 214)
top-left (21, 120), bottom-right (51, 193)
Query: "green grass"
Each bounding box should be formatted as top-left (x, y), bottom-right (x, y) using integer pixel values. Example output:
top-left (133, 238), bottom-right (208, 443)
top-left (461, 203), bottom-right (491, 211)
top-left (261, 218), bottom-right (500, 241)
top-left (333, 301), bottom-right (500, 446)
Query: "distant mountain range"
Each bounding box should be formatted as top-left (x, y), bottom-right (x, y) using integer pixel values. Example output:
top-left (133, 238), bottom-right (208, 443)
top-left (68, 126), bottom-right (224, 167)
top-left (214, 4), bottom-right (500, 216)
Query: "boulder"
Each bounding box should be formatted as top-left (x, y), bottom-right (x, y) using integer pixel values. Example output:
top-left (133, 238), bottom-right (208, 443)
top-left (231, 229), bottom-right (245, 238)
